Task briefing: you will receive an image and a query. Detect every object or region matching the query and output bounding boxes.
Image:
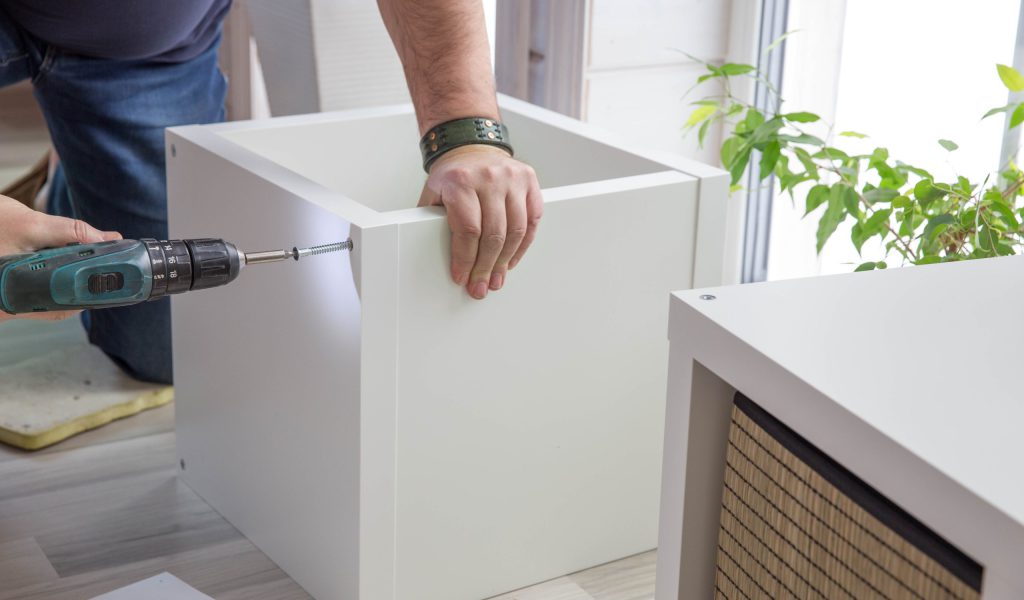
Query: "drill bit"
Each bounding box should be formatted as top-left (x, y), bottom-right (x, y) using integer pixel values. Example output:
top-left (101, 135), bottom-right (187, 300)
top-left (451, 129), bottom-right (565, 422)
top-left (241, 239), bottom-right (353, 267)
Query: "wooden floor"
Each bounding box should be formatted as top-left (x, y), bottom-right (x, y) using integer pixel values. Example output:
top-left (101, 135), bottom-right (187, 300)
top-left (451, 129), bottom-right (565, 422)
top-left (0, 320), bottom-right (656, 599)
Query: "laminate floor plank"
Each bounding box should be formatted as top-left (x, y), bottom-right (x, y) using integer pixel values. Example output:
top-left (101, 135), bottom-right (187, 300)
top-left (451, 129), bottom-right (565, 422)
top-left (0, 538), bottom-right (59, 590)
top-left (0, 539), bottom-right (309, 600)
top-left (490, 576), bottom-right (595, 599)
top-left (569, 550), bottom-right (655, 600)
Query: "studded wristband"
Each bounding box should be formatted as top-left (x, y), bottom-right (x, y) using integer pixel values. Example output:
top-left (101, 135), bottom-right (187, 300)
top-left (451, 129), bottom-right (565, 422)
top-left (420, 117), bottom-right (513, 172)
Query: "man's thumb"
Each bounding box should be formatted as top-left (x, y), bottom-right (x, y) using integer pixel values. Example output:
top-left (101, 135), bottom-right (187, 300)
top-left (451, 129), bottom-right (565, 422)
top-left (28, 213), bottom-right (122, 249)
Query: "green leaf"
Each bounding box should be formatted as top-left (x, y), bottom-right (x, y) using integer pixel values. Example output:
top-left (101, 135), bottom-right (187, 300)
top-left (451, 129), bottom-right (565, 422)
top-left (938, 139), bottom-right (958, 152)
top-left (916, 255), bottom-right (942, 265)
top-left (728, 145), bottom-right (753, 185)
top-left (729, 183), bottom-right (744, 194)
top-left (813, 147), bottom-right (850, 161)
top-left (840, 184), bottom-right (861, 216)
top-left (982, 104), bottom-right (1013, 120)
top-left (960, 207), bottom-right (977, 228)
top-left (698, 119), bottom-right (712, 147)
top-left (839, 131), bottom-right (868, 138)
top-left (792, 147), bottom-right (819, 179)
top-left (686, 105), bottom-right (716, 127)
top-left (863, 188), bottom-right (899, 204)
top-left (914, 180), bottom-right (947, 206)
top-left (751, 117), bottom-right (785, 144)
top-left (997, 64), bottom-right (1024, 92)
top-left (783, 112), bottom-right (820, 123)
top-left (778, 133), bottom-right (825, 146)
top-left (804, 184), bottom-right (830, 214)
top-left (851, 223), bottom-right (868, 253)
top-left (923, 214), bottom-right (955, 242)
top-left (720, 63), bottom-right (756, 76)
top-left (990, 199), bottom-right (1020, 229)
top-left (854, 262), bottom-right (877, 272)
top-left (892, 195), bottom-right (912, 209)
top-left (736, 108), bottom-right (764, 134)
top-left (720, 136), bottom-right (741, 167)
top-left (816, 186), bottom-right (848, 253)
top-left (1011, 104), bottom-right (1024, 129)
top-left (978, 225), bottom-right (1000, 251)
top-left (763, 30), bottom-right (798, 55)
top-left (862, 208), bottom-right (893, 237)
top-left (759, 141), bottom-right (781, 180)
top-left (876, 261), bottom-right (887, 269)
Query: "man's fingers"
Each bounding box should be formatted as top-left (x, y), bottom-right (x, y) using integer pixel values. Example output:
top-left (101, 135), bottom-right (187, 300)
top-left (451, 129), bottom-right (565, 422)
top-left (489, 190), bottom-right (527, 290)
top-left (419, 183), bottom-right (441, 207)
top-left (444, 189), bottom-right (483, 288)
top-left (0, 309), bottom-right (79, 324)
top-left (26, 212), bottom-right (121, 249)
top-left (468, 190), bottom-right (507, 299)
top-left (509, 175), bottom-right (543, 270)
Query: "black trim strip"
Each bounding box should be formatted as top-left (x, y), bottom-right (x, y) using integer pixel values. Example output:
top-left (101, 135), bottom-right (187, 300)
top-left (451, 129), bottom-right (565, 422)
top-left (733, 392), bottom-right (983, 592)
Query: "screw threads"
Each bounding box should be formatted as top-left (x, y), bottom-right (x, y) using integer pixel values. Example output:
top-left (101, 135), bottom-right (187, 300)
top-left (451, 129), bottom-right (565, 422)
top-left (307, 240), bottom-right (353, 255)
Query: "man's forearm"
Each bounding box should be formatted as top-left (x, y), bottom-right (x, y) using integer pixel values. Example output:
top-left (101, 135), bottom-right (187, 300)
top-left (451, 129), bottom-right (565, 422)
top-left (378, 0), bottom-right (498, 134)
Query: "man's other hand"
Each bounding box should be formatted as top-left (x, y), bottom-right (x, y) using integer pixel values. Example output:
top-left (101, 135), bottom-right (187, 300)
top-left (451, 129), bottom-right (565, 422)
top-left (0, 195), bottom-right (121, 322)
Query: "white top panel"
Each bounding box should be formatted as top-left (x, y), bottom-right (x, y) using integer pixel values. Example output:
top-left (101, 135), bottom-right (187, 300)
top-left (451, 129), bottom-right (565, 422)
top-left (672, 255), bottom-right (1024, 530)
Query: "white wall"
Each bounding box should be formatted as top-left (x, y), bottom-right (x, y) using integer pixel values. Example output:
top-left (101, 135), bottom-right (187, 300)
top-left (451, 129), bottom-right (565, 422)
top-left (583, 0), bottom-right (739, 166)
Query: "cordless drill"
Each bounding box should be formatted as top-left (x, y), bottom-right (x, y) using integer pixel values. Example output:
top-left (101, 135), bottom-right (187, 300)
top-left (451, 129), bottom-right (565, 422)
top-left (0, 238), bottom-right (352, 315)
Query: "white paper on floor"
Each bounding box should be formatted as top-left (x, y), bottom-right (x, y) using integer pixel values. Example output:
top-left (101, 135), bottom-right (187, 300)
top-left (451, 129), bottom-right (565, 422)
top-left (90, 573), bottom-right (213, 599)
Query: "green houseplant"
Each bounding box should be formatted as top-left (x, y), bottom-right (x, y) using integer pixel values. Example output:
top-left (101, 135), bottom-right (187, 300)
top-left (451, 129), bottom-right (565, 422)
top-left (685, 51), bottom-right (1024, 271)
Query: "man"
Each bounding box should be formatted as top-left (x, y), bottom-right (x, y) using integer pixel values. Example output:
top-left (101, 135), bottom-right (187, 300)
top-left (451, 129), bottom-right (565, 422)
top-left (0, 0), bottom-right (542, 384)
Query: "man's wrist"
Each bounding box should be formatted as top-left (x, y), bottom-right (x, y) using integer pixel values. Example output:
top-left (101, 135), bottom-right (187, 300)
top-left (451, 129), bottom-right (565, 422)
top-left (420, 117), bottom-right (513, 173)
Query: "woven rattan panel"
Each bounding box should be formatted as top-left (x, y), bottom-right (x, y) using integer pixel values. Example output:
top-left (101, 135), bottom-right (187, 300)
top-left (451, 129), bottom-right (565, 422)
top-left (714, 394), bottom-right (982, 600)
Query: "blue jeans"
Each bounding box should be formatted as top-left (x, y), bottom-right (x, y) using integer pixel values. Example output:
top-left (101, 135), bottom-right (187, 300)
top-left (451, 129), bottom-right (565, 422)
top-left (0, 15), bottom-right (226, 384)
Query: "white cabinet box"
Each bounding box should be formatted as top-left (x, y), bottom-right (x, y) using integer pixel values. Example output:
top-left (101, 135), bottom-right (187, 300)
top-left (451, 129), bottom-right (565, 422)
top-left (166, 96), bottom-right (731, 600)
top-left (656, 257), bottom-right (1024, 600)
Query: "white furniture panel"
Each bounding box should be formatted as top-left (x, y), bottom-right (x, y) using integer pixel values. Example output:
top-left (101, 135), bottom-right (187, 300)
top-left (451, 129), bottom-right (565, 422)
top-left (657, 257), bottom-right (1024, 599)
top-left (168, 95), bottom-right (730, 600)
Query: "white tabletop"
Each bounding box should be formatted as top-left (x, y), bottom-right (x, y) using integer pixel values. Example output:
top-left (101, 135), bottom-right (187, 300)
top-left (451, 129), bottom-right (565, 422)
top-left (671, 255), bottom-right (1024, 536)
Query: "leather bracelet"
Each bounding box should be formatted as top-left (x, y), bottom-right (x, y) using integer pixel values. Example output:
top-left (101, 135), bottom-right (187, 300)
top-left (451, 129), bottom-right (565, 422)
top-left (420, 117), bottom-right (513, 172)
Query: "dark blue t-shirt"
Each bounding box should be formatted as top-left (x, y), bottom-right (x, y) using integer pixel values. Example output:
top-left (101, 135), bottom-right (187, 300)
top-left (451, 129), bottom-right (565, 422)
top-left (0, 0), bottom-right (231, 62)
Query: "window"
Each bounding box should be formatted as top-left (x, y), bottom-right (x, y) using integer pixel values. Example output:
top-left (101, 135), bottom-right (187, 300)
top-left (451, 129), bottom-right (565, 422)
top-left (766, 0), bottom-right (1022, 280)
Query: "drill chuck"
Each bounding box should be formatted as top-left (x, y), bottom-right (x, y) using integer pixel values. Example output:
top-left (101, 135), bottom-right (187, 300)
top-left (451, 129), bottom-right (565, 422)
top-left (143, 238), bottom-right (242, 299)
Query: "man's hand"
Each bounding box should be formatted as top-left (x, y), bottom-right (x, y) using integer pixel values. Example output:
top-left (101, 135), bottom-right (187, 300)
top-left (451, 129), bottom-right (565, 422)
top-left (419, 146), bottom-right (542, 299)
top-left (0, 195), bottom-right (121, 323)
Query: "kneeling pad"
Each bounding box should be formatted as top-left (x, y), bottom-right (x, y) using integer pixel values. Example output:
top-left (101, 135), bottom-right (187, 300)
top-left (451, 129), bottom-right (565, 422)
top-left (0, 343), bottom-right (172, 450)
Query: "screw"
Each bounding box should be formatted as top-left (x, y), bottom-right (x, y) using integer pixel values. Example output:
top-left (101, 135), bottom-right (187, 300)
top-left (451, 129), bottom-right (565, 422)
top-left (179, 458), bottom-right (186, 471)
top-left (699, 294), bottom-right (717, 301)
top-left (171, 144), bottom-right (176, 157)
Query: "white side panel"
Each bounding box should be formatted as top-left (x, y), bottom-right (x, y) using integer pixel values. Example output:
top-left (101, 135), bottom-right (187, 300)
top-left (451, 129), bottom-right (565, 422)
top-left (167, 132), bottom-right (362, 600)
top-left (392, 173), bottom-right (699, 600)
